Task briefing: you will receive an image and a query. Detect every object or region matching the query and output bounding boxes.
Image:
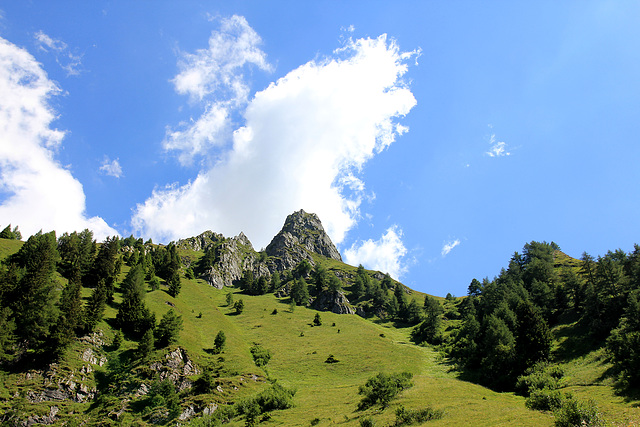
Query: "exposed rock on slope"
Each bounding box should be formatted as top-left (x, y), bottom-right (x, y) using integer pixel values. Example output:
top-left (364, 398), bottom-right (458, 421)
top-left (311, 291), bottom-right (355, 315)
top-left (179, 210), bottom-right (343, 288)
top-left (266, 210), bottom-right (342, 270)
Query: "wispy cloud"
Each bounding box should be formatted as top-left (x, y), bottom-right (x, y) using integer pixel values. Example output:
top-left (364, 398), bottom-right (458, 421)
top-left (344, 225), bottom-right (408, 280)
top-left (0, 36), bottom-right (117, 240)
top-left (34, 30), bottom-right (83, 76)
top-left (133, 23), bottom-right (418, 249)
top-left (99, 157), bottom-right (123, 178)
top-left (486, 132), bottom-right (511, 157)
top-left (163, 15), bottom-right (273, 166)
top-left (441, 239), bottom-right (460, 257)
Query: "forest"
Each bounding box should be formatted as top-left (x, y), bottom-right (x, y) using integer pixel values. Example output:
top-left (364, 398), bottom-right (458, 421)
top-left (0, 222), bottom-right (638, 426)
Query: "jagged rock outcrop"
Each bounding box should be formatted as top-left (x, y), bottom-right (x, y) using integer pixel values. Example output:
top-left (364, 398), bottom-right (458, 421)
top-left (180, 210), bottom-right (342, 288)
top-left (149, 347), bottom-right (201, 392)
top-left (311, 291), bottom-right (355, 314)
top-left (265, 210), bottom-right (342, 270)
top-left (182, 232), bottom-right (270, 289)
top-left (176, 230), bottom-right (226, 252)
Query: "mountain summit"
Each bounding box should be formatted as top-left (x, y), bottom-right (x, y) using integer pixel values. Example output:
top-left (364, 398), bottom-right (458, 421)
top-left (266, 209), bottom-right (342, 270)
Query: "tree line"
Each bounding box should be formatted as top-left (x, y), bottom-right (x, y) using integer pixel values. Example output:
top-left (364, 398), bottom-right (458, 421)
top-left (0, 229), bottom-right (185, 367)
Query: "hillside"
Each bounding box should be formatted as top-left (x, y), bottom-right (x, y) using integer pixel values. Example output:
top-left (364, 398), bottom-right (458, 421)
top-left (0, 214), bottom-right (638, 426)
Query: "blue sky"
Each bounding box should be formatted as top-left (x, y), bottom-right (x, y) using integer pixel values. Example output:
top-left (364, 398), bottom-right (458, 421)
top-left (1, 1), bottom-right (639, 297)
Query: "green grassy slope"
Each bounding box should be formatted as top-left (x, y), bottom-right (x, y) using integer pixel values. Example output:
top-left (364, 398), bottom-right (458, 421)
top-left (1, 239), bottom-right (639, 425)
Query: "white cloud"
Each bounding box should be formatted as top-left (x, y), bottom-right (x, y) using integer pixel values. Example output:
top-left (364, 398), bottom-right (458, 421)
top-left (99, 157), bottom-right (123, 178)
top-left (133, 29), bottom-right (418, 250)
top-left (441, 239), bottom-right (461, 257)
top-left (486, 133), bottom-right (510, 157)
top-left (34, 30), bottom-right (83, 76)
top-left (344, 226), bottom-right (408, 279)
top-left (164, 15), bottom-right (273, 165)
top-left (0, 37), bottom-right (117, 240)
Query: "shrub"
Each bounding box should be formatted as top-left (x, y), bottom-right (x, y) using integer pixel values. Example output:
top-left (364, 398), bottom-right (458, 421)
top-left (515, 363), bottom-right (564, 397)
top-left (250, 343), bottom-right (272, 367)
top-left (393, 405), bottom-right (445, 425)
top-left (325, 354), bottom-right (339, 363)
top-left (313, 313), bottom-right (322, 326)
top-left (359, 417), bottom-right (376, 427)
top-left (358, 372), bottom-right (413, 410)
top-left (213, 331), bottom-right (226, 353)
top-left (233, 299), bottom-right (244, 314)
top-left (525, 389), bottom-right (565, 411)
top-left (554, 397), bottom-right (604, 427)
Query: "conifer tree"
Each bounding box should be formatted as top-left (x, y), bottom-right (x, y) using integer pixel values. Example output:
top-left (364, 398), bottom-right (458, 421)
top-left (8, 231), bottom-right (59, 352)
top-left (116, 264), bottom-right (155, 338)
top-left (168, 270), bottom-right (181, 298)
top-left (156, 309), bottom-right (183, 348)
top-left (214, 330), bottom-right (226, 353)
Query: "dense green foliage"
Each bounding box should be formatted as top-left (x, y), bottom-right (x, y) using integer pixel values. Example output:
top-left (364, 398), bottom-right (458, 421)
top-left (0, 224), bottom-right (639, 426)
top-left (358, 372), bottom-right (414, 410)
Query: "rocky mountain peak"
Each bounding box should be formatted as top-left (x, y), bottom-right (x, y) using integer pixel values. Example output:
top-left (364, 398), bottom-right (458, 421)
top-left (265, 210), bottom-right (342, 269)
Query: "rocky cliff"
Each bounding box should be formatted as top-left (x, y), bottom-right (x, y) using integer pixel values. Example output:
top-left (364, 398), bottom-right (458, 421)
top-left (265, 210), bottom-right (342, 270)
top-left (177, 210), bottom-right (342, 289)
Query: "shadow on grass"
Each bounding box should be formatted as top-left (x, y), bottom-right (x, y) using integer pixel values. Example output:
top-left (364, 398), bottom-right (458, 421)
top-left (552, 316), bottom-right (604, 361)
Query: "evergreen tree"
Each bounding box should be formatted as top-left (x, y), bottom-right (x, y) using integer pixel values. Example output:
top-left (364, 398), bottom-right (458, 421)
top-left (116, 264), bottom-right (155, 338)
top-left (240, 270), bottom-right (254, 293)
top-left (515, 300), bottom-right (552, 373)
top-left (256, 275), bottom-right (269, 295)
top-left (156, 309), bottom-right (183, 348)
top-left (84, 278), bottom-right (107, 332)
top-left (234, 299), bottom-right (245, 314)
top-left (214, 330), bottom-right (226, 353)
top-left (411, 296), bottom-right (443, 344)
top-left (57, 229), bottom-right (96, 282)
top-left (8, 231), bottom-right (60, 353)
top-left (226, 292), bottom-right (234, 307)
top-left (606, 290), bottom-right (640, 385)
top-left (168, 270), bottom-right (181, 298)
top-left (291, 277), bottom-right (310, 306)
top-left (86, 236), bottom-right (120, 301)
top-left (313, 313), bottom-right (322, 326)
top-left (0, 307), bottom-right (16, 363)
top-left (138, 328), bottom-right (155, 361)
top-left (480, 315), bottom-right (516, 390)
top-left (54, 276), bottom-right (84, 350)
top-left (313, 264), bottom-right (328, 294)
top-left (294, 259), bottom-right (313, 279)
top-left (270, 271), bottom-right (281, 292)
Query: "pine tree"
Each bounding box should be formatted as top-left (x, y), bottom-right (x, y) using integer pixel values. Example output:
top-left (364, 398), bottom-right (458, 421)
top-left (214, 330), bottom-right (226, 353)
top-left (8, 231), bottom-right (59, 352)
top-left (168, 270), bottom-right (182, 298)
top-left (156, 309), bottom-right (183, 348)
top-left (116, 264), bottom-right (155, 338)
top-left (138, 328), bottom-right (155, 361)
top-left (291, 277), bottom-right (310, 306)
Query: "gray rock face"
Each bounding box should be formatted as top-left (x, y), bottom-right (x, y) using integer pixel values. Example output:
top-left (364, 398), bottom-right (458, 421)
top-left (266, 210), bottom-right (342, 270)
top-left (178, 210), bottom-right (341, 288)
top-left (194, 233), bottom-right (270, 289)
top-left (311, 291), bottom-right (355, 314)
top-left (176, 230), bottom-right (226, 252)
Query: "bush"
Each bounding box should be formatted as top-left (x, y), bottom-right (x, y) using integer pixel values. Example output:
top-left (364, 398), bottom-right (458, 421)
top-left (234, 383), bottom-right (296, 426)
top-left (359, 417), bottom-right (376, 427)
top-left (554, 397), bottom-right (604, 427)
top-left (515, 363), bottom-right (564, 397)
top-left (213, 331), bottom-right (226, 353)
top-left (525, 389), bottom-right (565, 411)
top-left (250, 343), bottom-right (272, 367)
top-left (393, 405), bottom-right (445, 425)
top-left (324, 354), bottom-right (339, 363)
top-left (358, 372), bottom-right (413, 410)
